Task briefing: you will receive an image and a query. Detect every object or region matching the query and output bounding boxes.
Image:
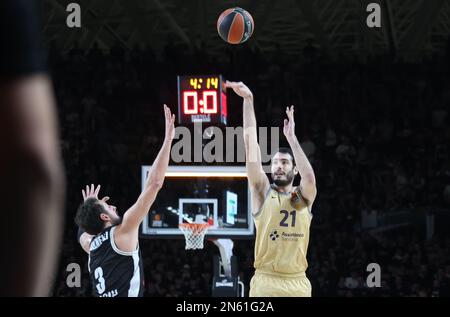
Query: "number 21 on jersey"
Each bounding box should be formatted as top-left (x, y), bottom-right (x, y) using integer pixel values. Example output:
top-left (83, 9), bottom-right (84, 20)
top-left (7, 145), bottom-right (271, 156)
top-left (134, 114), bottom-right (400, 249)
top-left (279, 210), bottom-right (296, 227)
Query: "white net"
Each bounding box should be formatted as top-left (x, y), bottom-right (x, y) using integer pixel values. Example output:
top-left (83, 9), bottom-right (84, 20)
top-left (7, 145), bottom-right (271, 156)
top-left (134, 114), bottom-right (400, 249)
top-left (179, 223), bottom-right (210, 250)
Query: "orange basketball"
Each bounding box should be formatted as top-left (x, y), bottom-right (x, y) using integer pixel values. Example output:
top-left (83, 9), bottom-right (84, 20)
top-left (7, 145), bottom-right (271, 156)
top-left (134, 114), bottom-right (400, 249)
top-left (217, 7), bottom-right (254, 44)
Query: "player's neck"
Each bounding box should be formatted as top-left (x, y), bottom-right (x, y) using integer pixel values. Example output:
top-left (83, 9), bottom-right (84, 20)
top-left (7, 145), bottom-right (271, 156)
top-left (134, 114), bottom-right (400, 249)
top-left (272, 183), bottom-right (293, 193)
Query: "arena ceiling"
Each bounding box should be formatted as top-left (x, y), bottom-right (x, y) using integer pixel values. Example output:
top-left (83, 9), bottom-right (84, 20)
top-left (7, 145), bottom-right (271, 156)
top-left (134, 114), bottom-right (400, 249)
top-left (42, 0), bottom-right (450, 58)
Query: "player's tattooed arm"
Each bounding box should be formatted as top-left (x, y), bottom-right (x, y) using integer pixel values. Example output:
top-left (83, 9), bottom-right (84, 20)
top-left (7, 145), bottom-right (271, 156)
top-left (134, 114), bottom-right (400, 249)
top-left (283, 106), bottom-right (317, 206)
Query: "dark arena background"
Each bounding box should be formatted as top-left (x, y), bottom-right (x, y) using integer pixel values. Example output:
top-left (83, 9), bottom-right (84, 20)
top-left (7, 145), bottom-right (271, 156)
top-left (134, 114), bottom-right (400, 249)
top-left (2, 0), bottom-right (450, 299)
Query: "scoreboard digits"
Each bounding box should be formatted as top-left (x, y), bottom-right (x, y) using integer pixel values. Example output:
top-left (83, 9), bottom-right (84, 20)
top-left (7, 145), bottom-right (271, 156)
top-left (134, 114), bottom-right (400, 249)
top-left (177, 75), bottom-right (227, 125)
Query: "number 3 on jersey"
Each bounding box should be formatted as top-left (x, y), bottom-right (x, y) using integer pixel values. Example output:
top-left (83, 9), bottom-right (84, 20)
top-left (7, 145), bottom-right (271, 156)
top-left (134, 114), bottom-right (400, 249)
top-left (94, 267), bottom-right (106, 294)
top-left (279, 210), bottom-right (296, 227)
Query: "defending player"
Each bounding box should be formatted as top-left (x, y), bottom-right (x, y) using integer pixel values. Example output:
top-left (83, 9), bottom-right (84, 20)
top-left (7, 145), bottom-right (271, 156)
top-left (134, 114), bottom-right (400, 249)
top-left (75, 105), bottom-right (175, 297)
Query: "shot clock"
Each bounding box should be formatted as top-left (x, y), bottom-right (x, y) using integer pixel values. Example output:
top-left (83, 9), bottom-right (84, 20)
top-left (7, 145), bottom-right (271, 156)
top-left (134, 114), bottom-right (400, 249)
top-left (177, 75), bottom-right (227, 125)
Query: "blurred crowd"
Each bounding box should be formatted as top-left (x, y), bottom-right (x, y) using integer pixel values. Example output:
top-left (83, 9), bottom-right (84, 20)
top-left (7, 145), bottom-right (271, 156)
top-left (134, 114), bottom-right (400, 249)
top-left (51, 41), bottom-right (450, 296)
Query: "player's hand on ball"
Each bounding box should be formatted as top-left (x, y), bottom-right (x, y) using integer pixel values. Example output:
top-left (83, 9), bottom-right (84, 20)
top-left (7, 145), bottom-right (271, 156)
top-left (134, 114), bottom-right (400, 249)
top-left (164, 104), bottom-right (175, 141)
top-left (225, 81), bottom-right (253, 99)
top-left (82, 184), bottom-right (109, 202)
top-left (283, 105), bottom-right (296, 140)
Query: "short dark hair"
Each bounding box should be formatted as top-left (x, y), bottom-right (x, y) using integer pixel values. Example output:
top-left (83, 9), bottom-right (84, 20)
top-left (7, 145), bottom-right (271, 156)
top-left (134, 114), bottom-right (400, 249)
top-left (273, 147), bottom-right (295, 166)
top-left (75, 197), bottom-right (106, 235)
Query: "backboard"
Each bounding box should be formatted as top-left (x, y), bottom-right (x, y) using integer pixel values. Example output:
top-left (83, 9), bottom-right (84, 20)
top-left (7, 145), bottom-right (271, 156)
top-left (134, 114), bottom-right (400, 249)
top-left (141, 165), bottom-right (254, 238)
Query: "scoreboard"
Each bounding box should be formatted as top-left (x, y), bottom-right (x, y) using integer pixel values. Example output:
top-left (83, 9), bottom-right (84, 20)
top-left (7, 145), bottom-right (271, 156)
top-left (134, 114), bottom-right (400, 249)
top-left (177, 75), bottom-right (227, 125)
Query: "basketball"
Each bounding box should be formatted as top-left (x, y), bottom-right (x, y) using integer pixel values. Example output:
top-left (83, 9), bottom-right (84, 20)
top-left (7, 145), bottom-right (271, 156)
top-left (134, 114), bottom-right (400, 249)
top-left (217, 7), bottom-right (254, 44)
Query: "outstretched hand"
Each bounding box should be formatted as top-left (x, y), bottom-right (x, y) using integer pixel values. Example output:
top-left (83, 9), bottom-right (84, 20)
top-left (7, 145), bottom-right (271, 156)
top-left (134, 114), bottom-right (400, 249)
top-left (283, 105), bottom-right (296, 141)
top-left (164, 104), bottom-right (176, 141)
top-left (82, 184), bottom-right (109, 203)
top-left (224, 81), bottom-right (253, 99)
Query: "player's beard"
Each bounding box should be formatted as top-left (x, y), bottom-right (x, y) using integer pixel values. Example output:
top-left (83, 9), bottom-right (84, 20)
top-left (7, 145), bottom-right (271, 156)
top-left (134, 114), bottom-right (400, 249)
top-left (111, 216), bottom-right (123, 226)
top-left (273, 169), bottom-right (295, 187)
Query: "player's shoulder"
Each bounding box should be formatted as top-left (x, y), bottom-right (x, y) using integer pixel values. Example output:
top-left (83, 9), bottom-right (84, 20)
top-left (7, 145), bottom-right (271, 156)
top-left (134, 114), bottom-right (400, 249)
top-left (292, 186), bottom-right (313, 208)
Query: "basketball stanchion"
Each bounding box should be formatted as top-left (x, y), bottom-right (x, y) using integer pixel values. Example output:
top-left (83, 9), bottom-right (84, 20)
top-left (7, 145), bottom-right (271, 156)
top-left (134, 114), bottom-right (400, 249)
top-left (210, 238), bottom-right (244, 297)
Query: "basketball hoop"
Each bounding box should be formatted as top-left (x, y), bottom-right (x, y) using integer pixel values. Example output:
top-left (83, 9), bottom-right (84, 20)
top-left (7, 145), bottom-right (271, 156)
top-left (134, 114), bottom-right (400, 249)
top-left (179, 223), bottom-right (210, 250)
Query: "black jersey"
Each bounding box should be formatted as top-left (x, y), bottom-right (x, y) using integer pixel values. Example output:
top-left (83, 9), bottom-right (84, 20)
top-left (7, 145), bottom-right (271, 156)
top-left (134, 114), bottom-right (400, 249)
top-left (88, 226), bottom-right (144, 297)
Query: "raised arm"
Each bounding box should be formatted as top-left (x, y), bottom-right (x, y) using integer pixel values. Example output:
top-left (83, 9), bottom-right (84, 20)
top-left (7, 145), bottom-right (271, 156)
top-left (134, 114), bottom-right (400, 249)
top-left (225, 81), bottom-right (269, 213)
top-left (116, 105), bottom-right (175, 244)
top-left (283, 106), bottom-right (317, 206)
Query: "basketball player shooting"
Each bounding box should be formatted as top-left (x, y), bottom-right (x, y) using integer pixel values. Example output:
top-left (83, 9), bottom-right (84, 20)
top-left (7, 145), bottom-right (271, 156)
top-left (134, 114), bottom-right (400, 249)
top-left (225, 81), bottom-right (317, 297)
top-left (75, 105), bottom-right (175, 297)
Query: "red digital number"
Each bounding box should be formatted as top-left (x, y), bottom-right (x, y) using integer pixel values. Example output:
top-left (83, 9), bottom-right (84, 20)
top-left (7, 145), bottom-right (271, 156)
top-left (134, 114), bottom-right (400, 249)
top-left (203, 91), bottom-right (218, 114)
top-left (183, 90), bottom-right (218, 116)
top-left (183, 91), bottom-right (198, 114)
